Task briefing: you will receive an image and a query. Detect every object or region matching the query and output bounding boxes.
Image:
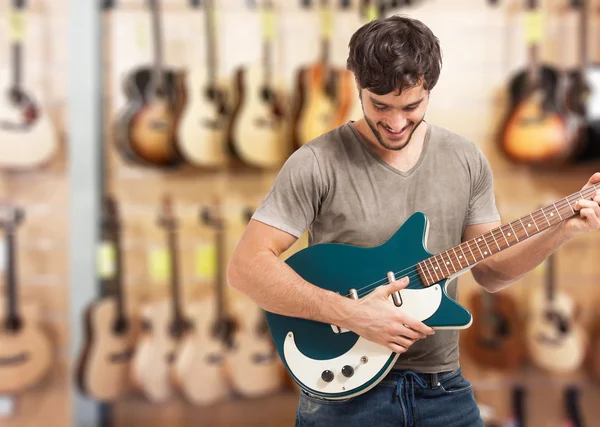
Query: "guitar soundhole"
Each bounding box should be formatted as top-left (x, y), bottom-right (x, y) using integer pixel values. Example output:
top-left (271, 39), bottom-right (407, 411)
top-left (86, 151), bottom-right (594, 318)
top-left (205, 353), bottom-right (223, 365)
top-left (5, 316), bottom-right (22, 333)
top-left (166, 352), bottom-right (176, 364)
top-left (141, 319), bottom-right (152, 332)
top-left (108, 349), bottom-right (134, 363)
top-left (112, 318), bottom-right (130, 335)
top-left (261, 87), bottom-right (274, 103)
top-left (546, 311), bottom-right (570, 334)
top-left (148, 120), bottom-right (170, 131)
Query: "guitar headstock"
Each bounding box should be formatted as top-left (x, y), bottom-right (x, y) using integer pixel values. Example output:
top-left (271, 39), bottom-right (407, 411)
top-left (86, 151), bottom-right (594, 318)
top-left (158, 195), bottom-right (178, 231)
top-left (0, 203), bottom-right (24, 232)
top-left (200, 197), bottom-right (225, 230)
top-left (101, 195), bottom-right (121, 233)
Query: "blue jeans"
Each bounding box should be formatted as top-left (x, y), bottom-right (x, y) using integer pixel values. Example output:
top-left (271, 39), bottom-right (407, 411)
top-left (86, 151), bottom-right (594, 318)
top-left (295, 367), bottom-right (484, 427)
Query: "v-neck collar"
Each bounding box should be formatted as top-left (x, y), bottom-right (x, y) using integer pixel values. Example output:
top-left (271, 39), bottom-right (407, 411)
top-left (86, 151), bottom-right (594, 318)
top-left (347, 121), bottom-right (433, 178)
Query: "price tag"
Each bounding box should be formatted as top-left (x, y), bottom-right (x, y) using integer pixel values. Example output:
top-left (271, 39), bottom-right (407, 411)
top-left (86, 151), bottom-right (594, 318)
top-left (261, 6), bottom-right (275, 42)
top-left (9, 11), bottom-right (25, 43)
top-left (194, 244), bottom-right (217, 280)
top-left (366, 5), bottom-right (378, 22)
top-left (97, 241), bottom-right (116, 279)
top-left (149, 247), bottom-right (170, 282)
top-left (524, 10), bottom-right (543, 44)
top-left (320, 6), bottom-right (332, 39)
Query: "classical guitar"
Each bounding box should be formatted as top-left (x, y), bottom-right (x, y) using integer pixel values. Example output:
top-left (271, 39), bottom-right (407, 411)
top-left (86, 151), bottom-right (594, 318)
top-left (525, 251), bottom-right (586, 373)
top-left (461, 288), bottom-right (524, 371)
top-left (0, 0), bottom-right (57, 170)
top-left (177, 0), bottom-right (230, 168)
top-left (226, 0), bottom-right (289, 169)
top-left (265, 183), bottom-right (599, 400)
top-left (114, 0), bottom-right (184, 168)
top-left (292, 0), bottom-right (353, 148)
top-left (173, 199), bottom-right (235, 405)
top-left (0, 203), bottom-right (52, 394)
top-left (226, 207), bottom-right (284, 398)
top-left (77, 196), bottom-right (138, 402)
top-left (499, 0), bottom-right (572, 166)
top-left (131, 196), bottom-right (190, 403)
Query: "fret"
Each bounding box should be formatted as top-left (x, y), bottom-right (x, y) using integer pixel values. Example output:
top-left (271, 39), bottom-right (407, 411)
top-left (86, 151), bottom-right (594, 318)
top-left (566, 196), bottom-right (575, 214)
top-left (499, 226), bottom-right (510, 246)
top-left (458, 244), bottom-right (469, 266)
top-left (445, 250), bottom-right (457, 273)
top-left (552, 202), bottom-right (563, 220)
top-left (540, 207), bottom-right (551, 227)
top-left (578, 191), bottom-right (585, 201)
top-left (421, 261), bottom-right (434, 285)
top-left (519, 218), bottom-right (529, 236)
top-left (473, 237), bottom-right (485, 259)
top-left (480, 233), bottom-right (493, 257)
top-left (508, 222), bottom-right (519, 242)
top-left (490, 229), bottom-right (501, 251)
top-left (529, 214), bottom-right (540, 231)
top-left (434, 255), bottom-right (446, 277)
top-left (452, 247), bottom-right (464, 269)
top-left (428, 258), bottom-right (440, 282)
top-left (465, 240), bottom-right (477, 264)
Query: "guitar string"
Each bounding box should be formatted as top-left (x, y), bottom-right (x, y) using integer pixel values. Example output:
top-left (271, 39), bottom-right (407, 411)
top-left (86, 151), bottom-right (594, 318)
top-left (345, 188), bottom-right (596, 299)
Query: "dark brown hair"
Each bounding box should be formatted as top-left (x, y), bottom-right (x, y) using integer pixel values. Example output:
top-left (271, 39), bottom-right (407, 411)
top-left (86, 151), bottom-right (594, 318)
top-left (346, 15), bottom-right (442, 95)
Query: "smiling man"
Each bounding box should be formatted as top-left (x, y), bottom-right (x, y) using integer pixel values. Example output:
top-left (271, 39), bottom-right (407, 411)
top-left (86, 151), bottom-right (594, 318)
top-left (227, 15), bottom-right (600, 427)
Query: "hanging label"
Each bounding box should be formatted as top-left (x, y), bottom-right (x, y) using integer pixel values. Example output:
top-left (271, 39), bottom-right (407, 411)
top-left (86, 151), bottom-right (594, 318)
top-left (9, 11), bottom-right (25, 43)
top-left (261, 6), bottom-right (275, 42)
top-left (524, 10), bottom-right (543, 44)
top-left (194, 243), bottom-right (217, 280)
top-left (149, 247), bottom-right (170, 282)
top-left (97, 241), bottom-right (116, 279)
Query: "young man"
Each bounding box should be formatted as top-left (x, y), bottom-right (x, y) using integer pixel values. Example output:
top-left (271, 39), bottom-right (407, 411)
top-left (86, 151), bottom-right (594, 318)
top-left (227, 16), bottom-right (600, 427)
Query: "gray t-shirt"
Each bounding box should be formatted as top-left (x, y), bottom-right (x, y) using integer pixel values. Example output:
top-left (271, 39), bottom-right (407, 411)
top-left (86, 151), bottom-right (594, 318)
top-left (252, 121), bottom-right (501, 373)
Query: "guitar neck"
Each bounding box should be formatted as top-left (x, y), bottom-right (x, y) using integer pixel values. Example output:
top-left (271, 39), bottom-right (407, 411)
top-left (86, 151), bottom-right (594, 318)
top-left (545, 252), bottom-right (556, 303)
top-left (215, 226), bottom-right (226, 318)
top-left (168, 228), bottom-right (183, 323)
top-left (417, 184), bottom-right (599, 286)
top-left (204, 0), bottom-right (217, 86)
top-left (149, 0), bottom-right (165, 96)
top-left (11, 0), bottom-right (26, 90)
top-left (526, 0), bottom-right (541, 87)
top-left (112, 227), bottom-right (126, 322)
top-left (5, 230), bottom-right (18, 325)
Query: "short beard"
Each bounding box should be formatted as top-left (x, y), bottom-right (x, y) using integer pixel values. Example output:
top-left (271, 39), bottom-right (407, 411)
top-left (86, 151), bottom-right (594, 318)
top-left (360, 95), bottom-right (424, 151)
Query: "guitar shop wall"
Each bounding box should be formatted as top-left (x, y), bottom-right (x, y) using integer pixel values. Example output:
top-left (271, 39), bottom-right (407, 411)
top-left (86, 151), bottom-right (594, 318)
top-left (0, 0), bottom-right (70, 426)
top-left (78, 0), bottom-right (600, 426)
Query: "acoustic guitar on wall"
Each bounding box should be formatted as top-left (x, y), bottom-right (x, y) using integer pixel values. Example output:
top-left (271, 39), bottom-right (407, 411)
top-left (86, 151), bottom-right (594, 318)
top-left (498, 0), bottom-right (572, 166)
top-left (173, 199), bottom-right (235, 405)
top-left (177, 0), bottom-right (231, 169)
top-left (461, 288), bottom-right (525, 371)
top-left (0, 203), bottom-right (52, 394)
top-left (131, 196), bottom-right (191, 403)
top-left (77, 196), bottom-right (138, 402)
top-left (525, 252), bottom-right (586, 373)
top-left (114, 0), bottom-right (185, 168)
top-left (0, 0), bottom-right (57, 170)
top-left (226, 0), bottom-right (289, 169)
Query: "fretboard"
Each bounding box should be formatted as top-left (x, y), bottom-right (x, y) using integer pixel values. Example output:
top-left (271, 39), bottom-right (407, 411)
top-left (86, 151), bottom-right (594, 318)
top-left (417, 183), bottom-right (598, 286)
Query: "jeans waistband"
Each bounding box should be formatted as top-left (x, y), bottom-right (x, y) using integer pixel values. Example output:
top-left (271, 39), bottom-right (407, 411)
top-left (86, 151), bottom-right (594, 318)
top-left (385, 367), bottom-right (461, 388)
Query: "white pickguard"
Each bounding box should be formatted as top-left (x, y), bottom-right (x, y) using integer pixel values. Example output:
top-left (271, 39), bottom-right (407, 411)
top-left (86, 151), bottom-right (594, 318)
top-left (283, 285), bottom-right (442, 398)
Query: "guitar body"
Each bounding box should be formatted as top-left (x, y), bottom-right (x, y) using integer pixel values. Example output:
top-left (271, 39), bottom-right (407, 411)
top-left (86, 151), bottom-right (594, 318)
top-left (227, 64), bottom-right (288, 169)
top-left (173, 297), bottom-right (231, 405)
top-left (77, 297), bottom-right (137, 402)
top-left (500, 66), bottom-right (572, 165)
top-left (177, 69), bottom-right (230, 168)
top-left (0, 70), bottom-right (57, 170)
top-left (525, 288), bottom-right (586, 373)
top-left (461, 292), bottom-right (525, 370)
top-left (131, 299), bottom-right (178, 403)
top-left (265, 212), bottom-right (472, 400)
top-left (115, 67), bottom-right (184, 168)
top-left (227, 299), bottom-right (284, 398)
top-left (0, 299), bottom-right (52, 394)
top-left (294, 64), bottom-right (337, 147)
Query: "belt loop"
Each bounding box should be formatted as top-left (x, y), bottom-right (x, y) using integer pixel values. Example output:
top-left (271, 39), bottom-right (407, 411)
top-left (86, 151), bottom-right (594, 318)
top-left (431, 373), bottom-right (440, 388)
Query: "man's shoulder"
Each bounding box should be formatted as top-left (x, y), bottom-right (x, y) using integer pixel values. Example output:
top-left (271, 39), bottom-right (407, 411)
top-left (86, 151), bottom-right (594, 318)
top-left (430, 124), bottom-right (478, 152)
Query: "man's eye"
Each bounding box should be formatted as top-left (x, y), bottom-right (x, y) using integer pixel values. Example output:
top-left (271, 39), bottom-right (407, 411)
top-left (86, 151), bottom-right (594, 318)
top-left (405, 106), bottom-right (418, 112)
top-left (374, 105), bottom-right (388, 111)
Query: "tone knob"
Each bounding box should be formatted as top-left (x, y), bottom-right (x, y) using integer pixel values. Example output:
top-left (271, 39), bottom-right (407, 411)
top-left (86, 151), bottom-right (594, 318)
top-left (342, 365), bottom-right (354, 378)
top-left (321, 370), bottom-right (334, 383)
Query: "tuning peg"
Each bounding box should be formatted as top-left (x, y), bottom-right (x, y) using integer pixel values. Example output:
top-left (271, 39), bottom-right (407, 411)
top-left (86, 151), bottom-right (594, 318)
top-left (243, 207), bottom-right (254, 223)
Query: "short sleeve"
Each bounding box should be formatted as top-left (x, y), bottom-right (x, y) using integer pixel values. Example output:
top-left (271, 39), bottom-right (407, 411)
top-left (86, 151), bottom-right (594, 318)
top-left (466, 147), bottom-right (501, 225)
top-left (251, 145), bottom-right (326, 238)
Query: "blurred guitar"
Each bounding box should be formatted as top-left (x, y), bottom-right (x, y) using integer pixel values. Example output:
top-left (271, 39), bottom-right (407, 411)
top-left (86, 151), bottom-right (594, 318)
top-left (77, 196), bottom-right (138, 402)
top-left (526, 253), bottom-right (586, 373)
top-left (0, 0), bottom-right (57, 170)
top-left (462, 289), bottom-right (524, 370)
top-left (226, 0), bottom-right (289, 169)
top-left (562, 386), bottom-right (585, 427)
top-left (587, 316), bottom-right (600, 382)
top-left (0, 203), bottom-right (52, 394)
top-left (177, 0), bottom-right (230, 168)
top-left (499, 0), bottom-right (572, 166)
top-left (114, 0), bottom-right (184, 168)
top-left (174, 199), bottom-right (234, 405)
top-left (292, 0), bottom-right (353, 148)
top-left (131, 196), bottom-right (190, 403)
top-left (227, 207), bottom-right (284, 397)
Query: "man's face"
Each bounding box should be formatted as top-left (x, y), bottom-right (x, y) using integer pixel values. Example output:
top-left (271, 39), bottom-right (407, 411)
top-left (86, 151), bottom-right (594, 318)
top-left (359, 83), bottom-right (430, 151)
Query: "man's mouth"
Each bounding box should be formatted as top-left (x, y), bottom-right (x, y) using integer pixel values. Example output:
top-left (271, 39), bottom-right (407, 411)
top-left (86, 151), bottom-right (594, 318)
top-left (381, 123), bottom-right (410, 139)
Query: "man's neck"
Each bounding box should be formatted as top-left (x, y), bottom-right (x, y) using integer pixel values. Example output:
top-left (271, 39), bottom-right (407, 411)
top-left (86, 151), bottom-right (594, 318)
top-left (353, 119), bottom-right (428, 172)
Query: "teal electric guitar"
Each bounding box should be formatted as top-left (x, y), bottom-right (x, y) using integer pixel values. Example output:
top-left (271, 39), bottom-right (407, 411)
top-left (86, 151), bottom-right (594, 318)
top-left (265, 183), bottom-right (599, 400)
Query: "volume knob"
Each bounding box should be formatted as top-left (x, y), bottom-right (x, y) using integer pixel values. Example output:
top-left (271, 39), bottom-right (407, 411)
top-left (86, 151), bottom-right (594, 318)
top-left (342, 365), bottom-right (354, 378)
top-left (321, 370), bottom-right (334, 383)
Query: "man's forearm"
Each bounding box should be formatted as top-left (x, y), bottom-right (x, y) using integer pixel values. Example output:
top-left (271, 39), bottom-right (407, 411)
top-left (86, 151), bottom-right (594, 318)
top-left (472, 222), bottom-right (572, 292)
top-left (227, 250), bottom-right (353, 327)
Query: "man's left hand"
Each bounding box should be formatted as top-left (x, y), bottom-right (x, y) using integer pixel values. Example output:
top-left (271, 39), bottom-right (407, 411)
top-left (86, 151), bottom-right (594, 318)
top-left (564, 172), bottom-right (600, 237)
